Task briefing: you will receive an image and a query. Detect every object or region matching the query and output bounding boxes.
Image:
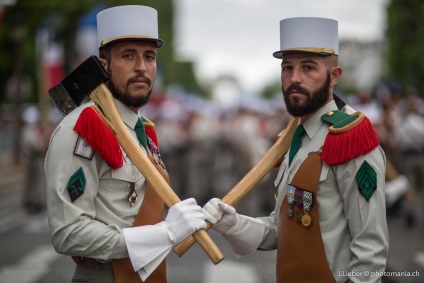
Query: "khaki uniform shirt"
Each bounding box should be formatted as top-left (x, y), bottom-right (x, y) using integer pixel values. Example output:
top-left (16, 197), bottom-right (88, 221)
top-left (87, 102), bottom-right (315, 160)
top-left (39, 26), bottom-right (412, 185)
top-left (258, 100), bottom-right (389, 283)
top-left (45, 99), bottom-right (147, 260)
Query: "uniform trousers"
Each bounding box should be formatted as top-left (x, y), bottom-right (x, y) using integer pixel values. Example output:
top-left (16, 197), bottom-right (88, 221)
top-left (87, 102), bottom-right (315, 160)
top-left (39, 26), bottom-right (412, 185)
top-left (72, 260), bottom-right (114, 283)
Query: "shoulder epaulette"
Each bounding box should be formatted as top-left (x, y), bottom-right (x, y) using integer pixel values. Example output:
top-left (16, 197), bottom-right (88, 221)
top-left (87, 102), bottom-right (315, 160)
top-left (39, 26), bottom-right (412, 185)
top-left (73, 105), bottom-right (123, 169)
top-left (320, 110), bottom-right (379, 166)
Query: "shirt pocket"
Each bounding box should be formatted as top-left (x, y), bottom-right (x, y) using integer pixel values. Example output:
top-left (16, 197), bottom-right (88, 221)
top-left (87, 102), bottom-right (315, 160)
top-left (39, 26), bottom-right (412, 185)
top-left (111, 164), bottom-right (144, 184)
top-left (109, 164), bottom-right (145, 205)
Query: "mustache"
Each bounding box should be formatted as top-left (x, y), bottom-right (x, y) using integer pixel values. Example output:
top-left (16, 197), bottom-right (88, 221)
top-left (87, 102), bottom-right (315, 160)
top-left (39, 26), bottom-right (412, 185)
top-left (127, 75), bottom-right (152, 86)
top-left (284, 84), bottom-right (310, 96)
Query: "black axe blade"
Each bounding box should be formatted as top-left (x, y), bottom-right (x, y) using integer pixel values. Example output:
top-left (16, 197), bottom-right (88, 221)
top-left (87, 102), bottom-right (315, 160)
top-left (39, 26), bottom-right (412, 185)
top-left (48, 55), bottom-right (109, 116)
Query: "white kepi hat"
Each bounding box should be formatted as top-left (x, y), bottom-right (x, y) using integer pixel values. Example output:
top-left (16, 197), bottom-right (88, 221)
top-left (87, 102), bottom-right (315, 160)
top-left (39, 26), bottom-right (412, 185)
top-left (273, 17), bottom-right (338, 58)
top-left (96, 5), bottom-right (164, 48)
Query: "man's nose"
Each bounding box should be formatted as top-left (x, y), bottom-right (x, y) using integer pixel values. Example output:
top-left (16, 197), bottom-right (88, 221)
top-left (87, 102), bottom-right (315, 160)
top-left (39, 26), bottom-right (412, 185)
top-left (135, 58), bottom-right (147, 72)
top-left (290, 68), bottom-right (302, 84)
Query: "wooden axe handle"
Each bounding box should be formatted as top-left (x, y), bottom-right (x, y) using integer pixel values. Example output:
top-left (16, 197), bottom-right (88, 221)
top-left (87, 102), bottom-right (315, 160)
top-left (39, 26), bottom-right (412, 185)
top-left (173, 117), bottom-right (299, 256)
top-left (90, 84), bottom-right (224, 264)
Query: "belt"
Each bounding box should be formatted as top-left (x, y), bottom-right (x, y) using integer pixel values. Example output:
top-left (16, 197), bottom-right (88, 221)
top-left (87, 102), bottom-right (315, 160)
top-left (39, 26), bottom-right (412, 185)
top-left (72, 256), bottom-right (112, 264)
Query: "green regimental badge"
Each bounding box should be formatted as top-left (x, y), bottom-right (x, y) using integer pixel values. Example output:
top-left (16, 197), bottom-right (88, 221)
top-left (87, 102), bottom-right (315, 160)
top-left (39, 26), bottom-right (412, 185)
top-left (67, 167), bottom-right (86, 202)
top-left (356, 161), bottom-right (377, 200)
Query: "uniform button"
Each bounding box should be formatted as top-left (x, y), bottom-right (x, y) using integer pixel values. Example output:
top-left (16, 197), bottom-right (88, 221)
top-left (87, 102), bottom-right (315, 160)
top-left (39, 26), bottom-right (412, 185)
top-left (326, 111), bottom-right (334, 116)
top-left (131, 175), bottom-right (136, 181)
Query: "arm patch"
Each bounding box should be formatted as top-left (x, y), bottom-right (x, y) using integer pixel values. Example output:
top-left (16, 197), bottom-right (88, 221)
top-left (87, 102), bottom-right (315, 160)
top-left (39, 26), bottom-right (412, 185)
top-left (356, 161), bottom-right (377, 200)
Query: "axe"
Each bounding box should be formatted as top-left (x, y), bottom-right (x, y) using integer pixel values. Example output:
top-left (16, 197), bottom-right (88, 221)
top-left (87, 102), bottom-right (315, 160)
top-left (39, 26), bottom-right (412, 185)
top-left (172, 93), bottom-right (356, 256)
top-left (49, 56), bottom-right (224, 264)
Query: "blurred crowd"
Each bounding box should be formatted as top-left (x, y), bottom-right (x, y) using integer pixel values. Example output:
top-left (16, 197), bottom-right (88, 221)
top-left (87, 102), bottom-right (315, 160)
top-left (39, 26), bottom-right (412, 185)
top-left (348, 82), bottom-right (424, 227)
top-left (143, 88), bottom-right (289, 217)
top-left (8, 80), bottom-right (424, 223)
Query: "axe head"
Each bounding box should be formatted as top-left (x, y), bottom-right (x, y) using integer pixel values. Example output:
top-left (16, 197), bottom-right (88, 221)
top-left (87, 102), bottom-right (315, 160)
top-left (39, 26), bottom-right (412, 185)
top-left (49, 55), bottom-right (109, 116)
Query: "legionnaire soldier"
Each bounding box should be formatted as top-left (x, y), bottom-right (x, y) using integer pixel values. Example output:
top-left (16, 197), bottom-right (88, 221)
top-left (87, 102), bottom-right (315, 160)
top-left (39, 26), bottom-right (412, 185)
top-left (45, 5), bottom-right (206, 283)
top-left (202, 17), bottom-right (389, 282)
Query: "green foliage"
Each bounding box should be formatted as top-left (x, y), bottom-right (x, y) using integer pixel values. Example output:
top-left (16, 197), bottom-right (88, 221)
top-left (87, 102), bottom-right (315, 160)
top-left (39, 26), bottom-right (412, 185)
top-left (259, 81), bottom-right (281, 100)
top-left (386, 0), bottom-right (424, 91)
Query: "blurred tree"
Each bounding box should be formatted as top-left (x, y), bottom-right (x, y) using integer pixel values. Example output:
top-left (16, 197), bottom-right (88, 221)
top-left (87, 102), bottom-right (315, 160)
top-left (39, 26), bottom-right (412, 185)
top-left (0, 0), bottom-right (206, 107)
top-left (386, 0), bottom-right (424, 92)
top-left (259, 81), bottom-right (280, 100)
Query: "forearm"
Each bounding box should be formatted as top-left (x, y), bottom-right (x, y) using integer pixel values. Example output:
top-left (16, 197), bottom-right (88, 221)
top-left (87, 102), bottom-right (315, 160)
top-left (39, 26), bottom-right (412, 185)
top-left (51, 217), bottom-right (128, 260)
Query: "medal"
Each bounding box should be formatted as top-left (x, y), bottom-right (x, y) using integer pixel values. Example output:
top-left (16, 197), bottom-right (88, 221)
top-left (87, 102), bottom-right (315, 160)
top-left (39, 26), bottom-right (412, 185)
top-left (294, 188), bottom-right (303, 223)
top-left (302, 214), bottom-right (311, 227)
top-left (286, 185), bottom-right (295, 218)
top-left (287, 207), bottom-right (294, 218)
top-left (302, 191), bottom-right (313, 227)
top-left (288, 185), bottom-right (315, 226)
top-left (128, 183), bottom-right (137, 207)
top-left (294, 208), bottom-right (303, 223)
top-left (147, 137), bottom-right (165, 169)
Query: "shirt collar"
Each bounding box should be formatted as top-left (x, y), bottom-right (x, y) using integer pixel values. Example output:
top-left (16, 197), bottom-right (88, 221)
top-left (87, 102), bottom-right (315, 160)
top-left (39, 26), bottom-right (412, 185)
top-left (113, 98), bottom-right (139, 129)
top-left (302, 100), bottom-right (338, 138)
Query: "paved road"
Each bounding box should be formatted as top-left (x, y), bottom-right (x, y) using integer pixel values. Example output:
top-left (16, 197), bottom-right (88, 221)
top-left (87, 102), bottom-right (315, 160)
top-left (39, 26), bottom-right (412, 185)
top-left (0, 164), bottom-right (423, 283)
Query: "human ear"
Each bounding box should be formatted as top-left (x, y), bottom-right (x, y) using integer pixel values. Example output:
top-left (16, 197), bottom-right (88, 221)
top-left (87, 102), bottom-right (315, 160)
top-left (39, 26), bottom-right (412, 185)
top-left (99, 58), bottom-right (108, 71)
top-left (330, 66), bottom-right (342, 86)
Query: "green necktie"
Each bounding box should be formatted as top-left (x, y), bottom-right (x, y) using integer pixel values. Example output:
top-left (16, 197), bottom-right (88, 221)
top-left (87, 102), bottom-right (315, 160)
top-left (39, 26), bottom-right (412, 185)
top-left (288, 124), bottom-right (306, 167)
top-left (135, 117), bottom-right (148, 151)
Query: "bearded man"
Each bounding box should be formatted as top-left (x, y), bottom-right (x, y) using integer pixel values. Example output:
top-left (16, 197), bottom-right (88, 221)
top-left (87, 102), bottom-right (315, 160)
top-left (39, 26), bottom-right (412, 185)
top-left (202, 17), bottom-right (388, 283)
top-left (45, 6), bottom-right (206, 283)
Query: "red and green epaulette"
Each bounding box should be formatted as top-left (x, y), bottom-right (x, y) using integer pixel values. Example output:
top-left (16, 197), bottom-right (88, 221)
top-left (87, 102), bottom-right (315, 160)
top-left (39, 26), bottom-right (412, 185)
top-left (73, 106), bottom-right (124, 169)
top-left (320, 110), bottom-right (379, 166)
top-left (73, 106), bottom-right (160, 170)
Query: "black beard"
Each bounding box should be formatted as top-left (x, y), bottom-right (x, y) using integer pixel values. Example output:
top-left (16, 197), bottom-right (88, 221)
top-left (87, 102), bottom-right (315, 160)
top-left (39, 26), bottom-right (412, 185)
top-left (106, 66), bottom-right (153, 108)
top-left (107, 80), bottom-right (152, 108)
top-left (282, 72), bottom-right (331, 117)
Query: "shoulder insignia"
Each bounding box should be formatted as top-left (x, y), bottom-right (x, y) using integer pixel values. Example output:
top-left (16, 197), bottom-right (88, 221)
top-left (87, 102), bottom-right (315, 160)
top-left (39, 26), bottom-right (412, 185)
top-left (67, 167), bottom-right (86, 202)
top-left (73, 135), bottom-right (94, 159)
top-left (321, 110), bottom-right (358, 129)
top-left (73, 106), bottom-right (123, 169)
top-left (356, 161), bottom-right (377, 200)
top-left (321, 111), bottom-right (379, 166)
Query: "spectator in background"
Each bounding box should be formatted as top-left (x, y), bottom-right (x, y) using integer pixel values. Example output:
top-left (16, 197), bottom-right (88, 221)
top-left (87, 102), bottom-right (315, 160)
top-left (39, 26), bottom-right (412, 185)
top-left (21, 105), bottom-right (50, 213)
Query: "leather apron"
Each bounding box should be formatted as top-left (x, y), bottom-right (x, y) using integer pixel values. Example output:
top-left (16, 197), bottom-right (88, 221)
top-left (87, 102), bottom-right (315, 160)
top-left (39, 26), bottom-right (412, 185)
top-left (111, 148), bottom-right (169, 283)
top-left (277, 152), bottom-right (335, 283)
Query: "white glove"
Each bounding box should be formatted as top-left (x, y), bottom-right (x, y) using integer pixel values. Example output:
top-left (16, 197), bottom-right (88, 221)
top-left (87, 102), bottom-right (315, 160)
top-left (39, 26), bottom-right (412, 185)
top-left (165, 198), bottom-right (207, 245)
top-left (123, 198), bottom-right (206, 281)
top-left (203, 198), bottom-right (238, 235)
top-left (202, 198), bottom-right (265, 257)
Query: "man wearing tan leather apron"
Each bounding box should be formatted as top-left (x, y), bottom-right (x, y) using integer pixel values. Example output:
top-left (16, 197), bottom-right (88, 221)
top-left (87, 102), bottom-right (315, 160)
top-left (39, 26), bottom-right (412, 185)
top-left (203, 17), bottom-right (388, 283)
top-left (45, 6), bottom-right (206, 283)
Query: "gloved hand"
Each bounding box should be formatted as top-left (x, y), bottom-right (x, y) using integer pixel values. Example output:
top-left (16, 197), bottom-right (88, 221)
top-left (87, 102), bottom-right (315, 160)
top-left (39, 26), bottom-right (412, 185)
top-left (202, 198), bottom-right (238, 235)
top-left (164, 198), bottom-right (206, 245)
top-left (123, 198), bottom-right (206, 281)
top-left (202, 198), bottom-right (265, 257)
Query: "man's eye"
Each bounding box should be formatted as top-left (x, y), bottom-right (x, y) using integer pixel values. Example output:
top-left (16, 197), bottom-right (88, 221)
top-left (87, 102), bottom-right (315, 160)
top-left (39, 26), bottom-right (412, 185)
top-left (145, 55), bottom-right (156, 61)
